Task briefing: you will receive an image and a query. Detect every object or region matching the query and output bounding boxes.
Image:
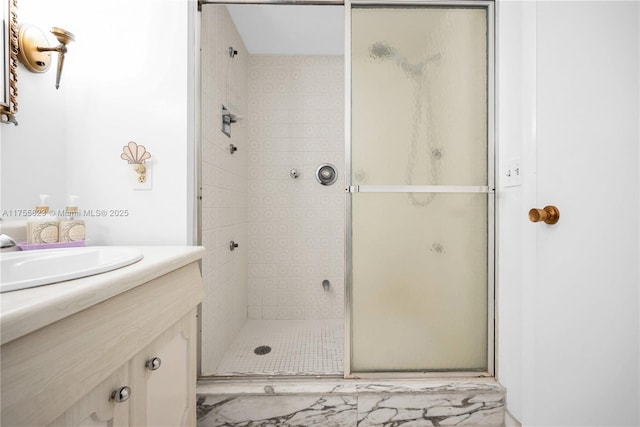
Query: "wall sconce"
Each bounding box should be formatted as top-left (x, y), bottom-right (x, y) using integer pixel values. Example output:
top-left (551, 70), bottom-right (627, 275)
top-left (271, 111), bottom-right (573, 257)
top-left (121, 141), bottom-right (152, 190)
top-left (17, 24), bottom-right (74, 89)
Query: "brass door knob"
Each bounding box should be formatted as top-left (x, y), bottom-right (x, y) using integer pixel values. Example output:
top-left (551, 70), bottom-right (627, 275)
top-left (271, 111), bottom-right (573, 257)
top-left (529, 206), bottom-right (560, 224)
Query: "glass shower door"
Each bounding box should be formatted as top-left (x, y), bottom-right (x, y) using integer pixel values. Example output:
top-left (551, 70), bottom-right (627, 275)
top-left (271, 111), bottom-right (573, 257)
top-left (349, 4), bottom-right (494, 372)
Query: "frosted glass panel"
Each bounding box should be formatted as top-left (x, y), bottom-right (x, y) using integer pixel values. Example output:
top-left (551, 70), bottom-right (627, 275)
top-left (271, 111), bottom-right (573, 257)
top-left (350, 5), bottom-right (490, 372)
top-left (351, 7), bottom-right (487, 186)
top-left (351, 193), bottom-right (488, 371)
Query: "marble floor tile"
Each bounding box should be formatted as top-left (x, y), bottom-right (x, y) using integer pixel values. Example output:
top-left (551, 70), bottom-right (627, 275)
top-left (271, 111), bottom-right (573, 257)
top-left (357, 393), bottom-right (504, 426)
top-left (197, 394), bottom-right (357, 427)
top-left (197, 379), bottom-right (505, 427)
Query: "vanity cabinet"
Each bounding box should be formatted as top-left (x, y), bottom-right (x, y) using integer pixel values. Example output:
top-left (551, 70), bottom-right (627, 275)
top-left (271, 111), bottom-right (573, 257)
top-left (47, 363), bottom-right (132, 427)
top-left (129, 311), bottom-right (197, 427)
top-left (1, 260), bottom-right (204, 427)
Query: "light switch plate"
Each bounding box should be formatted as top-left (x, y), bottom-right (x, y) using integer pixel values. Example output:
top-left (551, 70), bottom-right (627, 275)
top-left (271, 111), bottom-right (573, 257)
top-left (504, 158), bottom-right (522, 187)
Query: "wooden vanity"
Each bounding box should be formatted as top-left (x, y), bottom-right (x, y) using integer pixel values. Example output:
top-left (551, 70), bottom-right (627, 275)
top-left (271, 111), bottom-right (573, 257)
top-left (0, 246), bottom-right (205, 427)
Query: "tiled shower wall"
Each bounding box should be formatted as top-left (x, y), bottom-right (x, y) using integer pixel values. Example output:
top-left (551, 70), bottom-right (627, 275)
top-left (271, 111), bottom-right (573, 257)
top-left (200, 6), bottom-right (249, 375)
top-left (246, 56), bottom-right (345, 320)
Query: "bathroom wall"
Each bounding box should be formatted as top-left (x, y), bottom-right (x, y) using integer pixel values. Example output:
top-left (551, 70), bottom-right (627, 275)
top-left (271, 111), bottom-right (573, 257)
top-left (496, 0), bottom-right (528, 420)
top-left (246, 55), bottom-right (345, 320)
top-left (1, 0), bottom-right (194, 245)
top-left (200, 5), bottom-right (249, 375)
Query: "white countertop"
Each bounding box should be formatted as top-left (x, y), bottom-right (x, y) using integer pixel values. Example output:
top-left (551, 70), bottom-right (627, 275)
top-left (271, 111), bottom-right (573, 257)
top-left (1, 246), bottom-right (205, 345)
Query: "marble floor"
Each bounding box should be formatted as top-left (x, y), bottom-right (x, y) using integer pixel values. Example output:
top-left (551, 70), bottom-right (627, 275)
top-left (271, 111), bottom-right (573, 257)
top-left (214, 319), bottom-right (343, 376)
top-left (197, 379), bottom-right (506, 426)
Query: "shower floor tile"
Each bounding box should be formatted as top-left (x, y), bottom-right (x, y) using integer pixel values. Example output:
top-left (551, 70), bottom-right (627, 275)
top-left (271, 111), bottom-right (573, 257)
top-left (214, 319), bottom-right (343, 376)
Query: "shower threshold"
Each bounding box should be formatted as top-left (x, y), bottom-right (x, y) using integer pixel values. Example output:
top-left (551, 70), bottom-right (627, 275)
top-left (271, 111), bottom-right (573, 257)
top-left (196, 377), bottom-right (505, 426)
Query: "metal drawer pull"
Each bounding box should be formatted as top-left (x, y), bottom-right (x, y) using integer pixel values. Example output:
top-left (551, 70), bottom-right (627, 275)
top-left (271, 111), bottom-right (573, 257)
top-left (110, 386), bottom-right (131, 403)
top-left (145, 357), bottom-right (162, 371)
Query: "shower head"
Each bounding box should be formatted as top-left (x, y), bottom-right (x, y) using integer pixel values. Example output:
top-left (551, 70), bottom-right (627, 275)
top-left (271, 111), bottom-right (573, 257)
top-left (370, 41), bottom-right (418, 76)
top-left (369, 41), bottom-right (442, 78)
top-left (369, 41), bottom-right (397, 60)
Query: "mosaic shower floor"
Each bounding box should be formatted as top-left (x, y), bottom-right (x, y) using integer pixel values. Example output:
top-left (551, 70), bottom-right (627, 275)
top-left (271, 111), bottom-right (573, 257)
top-left (214, 319), bottom-right (343, 376)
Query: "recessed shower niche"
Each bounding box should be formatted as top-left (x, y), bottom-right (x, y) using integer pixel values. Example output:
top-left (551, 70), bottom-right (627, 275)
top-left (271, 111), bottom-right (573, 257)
top-left (198, 2), bottom-right (494, 378)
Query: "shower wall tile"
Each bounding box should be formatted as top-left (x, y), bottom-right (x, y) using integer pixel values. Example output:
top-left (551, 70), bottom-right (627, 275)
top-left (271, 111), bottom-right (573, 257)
top-left (200, 5), bottom-right (249, 375)
top-left (247, 55), bottom-right (345, 321)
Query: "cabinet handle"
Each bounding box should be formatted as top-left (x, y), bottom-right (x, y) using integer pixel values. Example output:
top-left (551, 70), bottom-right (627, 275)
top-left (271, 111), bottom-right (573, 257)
top-left (145, 357), bottom-right (162, 371)
top-left (110, 386), bottom-right (131, 403)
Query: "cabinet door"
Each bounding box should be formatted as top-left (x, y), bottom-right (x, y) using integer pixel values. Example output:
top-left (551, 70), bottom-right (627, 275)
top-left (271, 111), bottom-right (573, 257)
top-left (47, 363), bottom-right (131, 427)
top-left (129, 309), bottom-right (198, 427)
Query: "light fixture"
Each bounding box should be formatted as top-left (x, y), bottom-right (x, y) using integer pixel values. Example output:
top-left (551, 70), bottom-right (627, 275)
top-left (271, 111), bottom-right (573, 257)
top-left (17, 24), bottom-right (75, 89)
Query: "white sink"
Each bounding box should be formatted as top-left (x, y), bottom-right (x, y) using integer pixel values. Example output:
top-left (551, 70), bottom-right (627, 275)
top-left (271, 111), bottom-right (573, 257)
top-left (0, 247), bottom-right (143, 293)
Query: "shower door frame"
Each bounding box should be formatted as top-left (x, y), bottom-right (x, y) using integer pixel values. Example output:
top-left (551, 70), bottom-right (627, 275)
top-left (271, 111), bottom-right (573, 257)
top-left (344, 0), bottom-right (496, 379)
top-left (195, 0), bottom-right (496, 379)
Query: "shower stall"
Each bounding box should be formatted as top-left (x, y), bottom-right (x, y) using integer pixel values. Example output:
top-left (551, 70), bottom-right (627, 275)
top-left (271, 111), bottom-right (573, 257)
top-left (198, 1), bottom-right (494, 378)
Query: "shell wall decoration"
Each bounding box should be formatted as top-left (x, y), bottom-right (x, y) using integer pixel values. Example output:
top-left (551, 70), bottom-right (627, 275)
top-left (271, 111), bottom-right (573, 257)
top-left (121, 141), bottom-right (151, 164)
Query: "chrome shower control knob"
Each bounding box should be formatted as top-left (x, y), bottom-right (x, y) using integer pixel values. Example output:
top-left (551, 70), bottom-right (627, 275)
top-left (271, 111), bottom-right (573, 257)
top-left (315, 163), bottom-right (338, 186)
top-left (145, 357), bottom-right (161, 371)
top-left (110, 386), bottom-right (131, 403)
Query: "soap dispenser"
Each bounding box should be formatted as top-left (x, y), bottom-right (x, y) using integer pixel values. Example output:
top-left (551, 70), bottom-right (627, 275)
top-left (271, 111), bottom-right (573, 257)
top-left (59, 195), bottom-right (85, 242)
top-left (27, 194), bottom-right (59, 244)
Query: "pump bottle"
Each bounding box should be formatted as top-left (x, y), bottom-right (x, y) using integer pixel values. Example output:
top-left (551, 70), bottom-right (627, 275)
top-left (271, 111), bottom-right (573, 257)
top-left (59, 195), bottom-right (86, 242)
top-left (27, 194), bottom-right (59, 244)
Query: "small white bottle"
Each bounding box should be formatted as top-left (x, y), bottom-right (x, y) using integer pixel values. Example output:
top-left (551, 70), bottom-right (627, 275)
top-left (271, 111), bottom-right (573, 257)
top-left (59, 195), bottom-right (86, 242)
top-left (27, 194), bottom-right (59, 244)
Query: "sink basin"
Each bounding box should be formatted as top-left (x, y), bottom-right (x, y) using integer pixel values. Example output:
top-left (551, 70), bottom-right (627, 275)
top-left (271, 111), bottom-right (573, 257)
top-left (0, 247), bottom-right (143, 293)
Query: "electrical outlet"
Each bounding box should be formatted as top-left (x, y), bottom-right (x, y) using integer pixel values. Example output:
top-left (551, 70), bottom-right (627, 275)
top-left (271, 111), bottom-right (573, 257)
top-left (131, 161), bottom-right (152, 190)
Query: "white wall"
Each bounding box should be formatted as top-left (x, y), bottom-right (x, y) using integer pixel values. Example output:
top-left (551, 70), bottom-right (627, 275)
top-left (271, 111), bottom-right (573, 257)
top-left (1, 0), bottom-right (193, 245)
top-left (496, 1), bottom-right (527, 419)
top-left (497, 1), bottom-right (640, 425)
top-left (1, 0), bottom-right (70, 213)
